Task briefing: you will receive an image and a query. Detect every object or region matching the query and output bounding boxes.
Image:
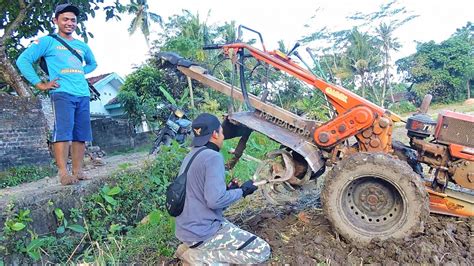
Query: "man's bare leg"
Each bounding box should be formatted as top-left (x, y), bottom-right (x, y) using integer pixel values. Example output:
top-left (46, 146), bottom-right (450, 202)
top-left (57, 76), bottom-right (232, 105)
top-left (72, 141), bottom-right (90, 180)
top-left (54, 141), bottom-right (76, 185)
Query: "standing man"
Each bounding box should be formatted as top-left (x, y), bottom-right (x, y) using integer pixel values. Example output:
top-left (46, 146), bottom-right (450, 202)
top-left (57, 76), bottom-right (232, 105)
top-left (16, 4), bottom-right (97, 185)
top-left (175, 113), bottom-right (271, 264)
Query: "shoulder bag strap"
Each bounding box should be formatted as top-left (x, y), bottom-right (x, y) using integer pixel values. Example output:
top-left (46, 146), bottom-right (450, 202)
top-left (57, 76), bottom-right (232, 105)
top-left (48, 34), bottom-right (101, 100)
top-left (49, 34), bottom-right (83, 63)
top-left (183, 147), bottom-right (207, 175)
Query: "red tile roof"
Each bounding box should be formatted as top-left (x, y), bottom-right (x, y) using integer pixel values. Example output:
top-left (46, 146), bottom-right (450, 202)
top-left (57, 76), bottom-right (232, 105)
top-left (87, 73), bottom-right (112, 85)
top-left (106, 96), bottom-right (120, 106)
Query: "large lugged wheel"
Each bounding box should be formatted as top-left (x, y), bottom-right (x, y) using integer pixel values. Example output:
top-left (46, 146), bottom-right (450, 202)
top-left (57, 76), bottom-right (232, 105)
top-left (321, 153), bottom-right (429, 244)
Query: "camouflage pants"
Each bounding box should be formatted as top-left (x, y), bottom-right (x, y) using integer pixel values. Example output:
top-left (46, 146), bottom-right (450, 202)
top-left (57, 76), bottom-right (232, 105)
top-left (178, 220), bottom-right (271, 265)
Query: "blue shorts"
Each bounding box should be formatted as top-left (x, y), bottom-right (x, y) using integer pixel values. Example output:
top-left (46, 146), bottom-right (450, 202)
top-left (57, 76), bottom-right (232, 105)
top-left (51, 92), bottom-right (92, 142)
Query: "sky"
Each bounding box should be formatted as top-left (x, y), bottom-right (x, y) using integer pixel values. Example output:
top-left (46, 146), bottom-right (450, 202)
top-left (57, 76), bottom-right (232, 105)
top-left (84, 0), bottom-right (473, 78)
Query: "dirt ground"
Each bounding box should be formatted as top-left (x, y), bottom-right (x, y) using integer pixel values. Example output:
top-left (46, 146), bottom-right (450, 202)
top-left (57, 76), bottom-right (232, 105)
top-left (226, 190), bottom-right (473, 265)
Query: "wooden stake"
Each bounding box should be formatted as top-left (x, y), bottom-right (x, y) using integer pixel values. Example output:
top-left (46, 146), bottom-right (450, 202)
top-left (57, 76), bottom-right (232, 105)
top-left (187, 76), bottom-right (195, 108)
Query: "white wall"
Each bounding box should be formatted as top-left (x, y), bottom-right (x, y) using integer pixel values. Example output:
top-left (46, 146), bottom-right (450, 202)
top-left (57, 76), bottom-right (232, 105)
top-left (89, 81), bottom-right (120, 116)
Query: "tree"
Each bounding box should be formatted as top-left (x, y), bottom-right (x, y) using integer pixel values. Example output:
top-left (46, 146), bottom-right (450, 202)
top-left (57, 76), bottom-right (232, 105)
top-left (453, 22), bottom-right (474, 99)
top-left (118, 65), bottom-right (160, 126)
top-left (345, 28), bottom-right (380, 99)
top-left (375, 22), bottom-right (401, 104)
top-left (301, 0), bottom-right (417, 106)
top-left (396, 24), bottom-right (474, 102)
top-left (0, 0), bottom-right (122, 97)
top-left (126, 0), bottom-right (162, 46)
top-left (153, 10), bottom-right (212, 61)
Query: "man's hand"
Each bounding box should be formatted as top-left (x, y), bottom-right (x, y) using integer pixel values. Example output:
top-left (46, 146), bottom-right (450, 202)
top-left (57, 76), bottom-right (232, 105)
top-left (227, 178), bottom-right (240, 190)
top-left (36, 78), bottom-right (60, 91)
top-left (240, 180), bottom-right (258, 197)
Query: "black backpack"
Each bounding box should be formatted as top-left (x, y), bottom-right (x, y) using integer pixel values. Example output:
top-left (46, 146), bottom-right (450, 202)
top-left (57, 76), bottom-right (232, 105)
top-left (39, 34), bottom-right (101, 101)
top-left (166, 147), bottom-right (207, 217)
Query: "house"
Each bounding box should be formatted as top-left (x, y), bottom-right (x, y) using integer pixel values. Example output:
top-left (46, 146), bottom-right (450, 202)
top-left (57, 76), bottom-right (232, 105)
top-left (87, 72), bottom-right (149, 133)
top-left (87, 72), bottom-right (125, 119)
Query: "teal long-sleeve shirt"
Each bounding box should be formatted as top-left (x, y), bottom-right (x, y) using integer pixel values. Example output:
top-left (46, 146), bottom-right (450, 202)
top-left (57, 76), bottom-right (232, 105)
top-left (16, 34), bottom-right (97, 97)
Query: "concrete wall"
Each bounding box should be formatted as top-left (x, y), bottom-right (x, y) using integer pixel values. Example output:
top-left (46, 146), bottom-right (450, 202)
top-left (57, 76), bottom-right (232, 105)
top-left (0, 95), bottom-right (50, 171)
top-left (91, 118), bottom-right (152, 153)
top-left (40, 95), bottom-right (54, 131)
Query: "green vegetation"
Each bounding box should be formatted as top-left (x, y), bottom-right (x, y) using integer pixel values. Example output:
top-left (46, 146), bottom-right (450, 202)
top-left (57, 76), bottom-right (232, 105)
top-left (0, 144), bottom-right (186, 263)
top-left (223, 132), bottom-right (280, 182)
top-left (0, 166), bottom-right (55, 188)
top-left (388, 100), bottom-right (417, 115)
top-left (110, 210), bottom-right (177, 263)
top-left (0, 132), bottom-right (278, 264)
top-left (396, 22), bottom-right (473, 103)
top-left (125, 0), bottom-right (162, 45)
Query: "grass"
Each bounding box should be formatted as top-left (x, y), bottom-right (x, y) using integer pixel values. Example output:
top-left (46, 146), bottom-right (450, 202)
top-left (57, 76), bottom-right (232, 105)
top-left (429, 101), bottom-right (474, 114)
top-left (394, 99), bottom-right (474, 118)
top-left (221, 132), bottom-right (280, 183)
top-left (0, 165), bottom-right (55, 188)
top-left (109, 210), bottom-right (177, 264)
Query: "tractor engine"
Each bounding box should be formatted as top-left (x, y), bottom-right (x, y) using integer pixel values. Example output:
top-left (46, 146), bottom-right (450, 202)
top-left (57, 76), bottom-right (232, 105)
top-left (407, 110), bottom-right (474, 191)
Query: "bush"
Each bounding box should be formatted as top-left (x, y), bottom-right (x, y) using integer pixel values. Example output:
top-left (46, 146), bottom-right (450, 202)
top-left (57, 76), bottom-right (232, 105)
top-left (388, 100), bottom-right (417, 114)
top-left (111, 210), bottom-right (177, 264)
top-left (15, 143), bottom-right (189, 263)
top-left (81, 143), bottom-right (187, 243)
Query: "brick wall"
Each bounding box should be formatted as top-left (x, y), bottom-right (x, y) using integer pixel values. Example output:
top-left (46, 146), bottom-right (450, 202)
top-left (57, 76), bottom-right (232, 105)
top-left (91, 118), bottom-right (152, 153)
top-left (0, 95), bottom-right (50, 171)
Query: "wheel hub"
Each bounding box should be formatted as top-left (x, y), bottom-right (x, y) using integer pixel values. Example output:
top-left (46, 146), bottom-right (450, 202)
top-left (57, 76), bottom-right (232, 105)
top-left (357, 185), bottom-right (389, 214)
top-left (342, 176), bottom-right (405, 232)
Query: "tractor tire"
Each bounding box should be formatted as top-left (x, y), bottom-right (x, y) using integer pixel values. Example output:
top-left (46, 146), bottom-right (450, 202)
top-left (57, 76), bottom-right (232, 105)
top-left (321, 152), bottom-right (429, 244)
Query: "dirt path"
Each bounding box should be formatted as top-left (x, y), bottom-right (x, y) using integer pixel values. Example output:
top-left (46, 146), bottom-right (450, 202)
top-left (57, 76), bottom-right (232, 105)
top-left (0, 151), bottom-right (150, 217)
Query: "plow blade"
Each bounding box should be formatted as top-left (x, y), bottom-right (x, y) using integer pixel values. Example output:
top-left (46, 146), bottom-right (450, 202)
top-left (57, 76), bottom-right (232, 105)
top-left (227, 112), bottom-right (325, 172)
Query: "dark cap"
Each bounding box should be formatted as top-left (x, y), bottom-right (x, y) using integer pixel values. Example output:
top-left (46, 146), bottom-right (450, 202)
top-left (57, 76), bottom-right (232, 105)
top-left (191, 113), bottom-right (221, 147)
top-left (55, 3), bottom-right (80, 18)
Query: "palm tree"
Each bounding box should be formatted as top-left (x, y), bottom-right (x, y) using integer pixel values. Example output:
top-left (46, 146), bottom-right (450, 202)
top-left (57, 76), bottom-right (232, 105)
top-left (376, 22), bottom-right (401, 105)
top-left (346, 28), bottom-right (379, 99)
top-left (127, 0), bottom-right (162, 45)
top-left (169, 10), bottom-right (211, 61)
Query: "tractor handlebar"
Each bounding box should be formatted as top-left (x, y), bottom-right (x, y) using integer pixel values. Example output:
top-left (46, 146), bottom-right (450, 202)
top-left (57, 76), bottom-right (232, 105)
top-left (202, 44), bottom-right (224, 50)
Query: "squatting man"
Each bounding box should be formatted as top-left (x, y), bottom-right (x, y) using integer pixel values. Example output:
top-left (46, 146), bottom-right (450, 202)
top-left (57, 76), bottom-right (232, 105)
top-left (174, 113), bottom-right (271, 264)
